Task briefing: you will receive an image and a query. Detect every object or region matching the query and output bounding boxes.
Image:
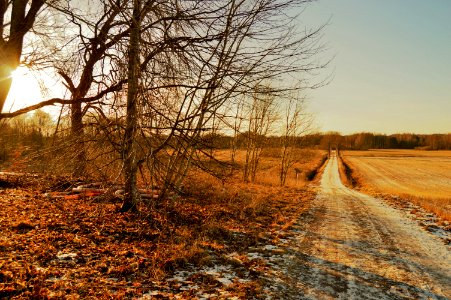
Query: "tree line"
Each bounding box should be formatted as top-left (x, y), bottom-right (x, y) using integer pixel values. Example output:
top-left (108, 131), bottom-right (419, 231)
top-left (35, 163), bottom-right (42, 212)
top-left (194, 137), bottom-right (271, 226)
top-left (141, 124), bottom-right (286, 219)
top-left (185, 131), bottom-right (451, 151)
top-left (308, 132), bottom-right (451, 150)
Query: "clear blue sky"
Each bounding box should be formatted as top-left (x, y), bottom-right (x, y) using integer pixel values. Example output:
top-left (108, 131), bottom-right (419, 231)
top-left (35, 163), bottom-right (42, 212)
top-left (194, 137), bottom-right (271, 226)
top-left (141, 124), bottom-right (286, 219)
top-left (301, 0), bottom-right (451, 134)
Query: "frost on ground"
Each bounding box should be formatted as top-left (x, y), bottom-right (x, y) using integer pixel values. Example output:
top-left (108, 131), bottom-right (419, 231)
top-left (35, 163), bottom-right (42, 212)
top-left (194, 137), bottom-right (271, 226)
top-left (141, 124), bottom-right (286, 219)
top-left (378, 194), bottom-right (450, 245)
top-left (140, 152), bottom-right (450, 299)
top-left (140, 255), bottom-right (256, 299)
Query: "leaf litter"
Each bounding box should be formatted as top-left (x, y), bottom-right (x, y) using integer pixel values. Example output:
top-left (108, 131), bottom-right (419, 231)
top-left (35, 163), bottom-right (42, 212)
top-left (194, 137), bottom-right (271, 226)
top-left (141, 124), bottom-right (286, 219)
top-left (0, 172), bottom-right (314, 299)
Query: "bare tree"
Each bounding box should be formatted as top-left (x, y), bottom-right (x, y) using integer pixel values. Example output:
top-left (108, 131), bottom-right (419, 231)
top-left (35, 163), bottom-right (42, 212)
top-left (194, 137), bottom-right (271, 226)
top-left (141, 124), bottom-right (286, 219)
top-left (279, 95), bottom-right (312, 186)
top-left (123, 0), bottom-right (328, 205)
top-left (50, 0), bottom-right (130, 176)
top-left (230, 97), bottom-right (245, 168)
top-left (120, 0), bottom-right (141, 212)
top-left (243, 85), bottom-right (276, 182)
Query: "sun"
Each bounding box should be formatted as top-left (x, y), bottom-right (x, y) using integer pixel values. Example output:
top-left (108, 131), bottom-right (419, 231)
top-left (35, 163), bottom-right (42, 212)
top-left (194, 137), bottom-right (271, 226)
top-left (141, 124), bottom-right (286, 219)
top-left (4, 66), bottom-right (43, 112)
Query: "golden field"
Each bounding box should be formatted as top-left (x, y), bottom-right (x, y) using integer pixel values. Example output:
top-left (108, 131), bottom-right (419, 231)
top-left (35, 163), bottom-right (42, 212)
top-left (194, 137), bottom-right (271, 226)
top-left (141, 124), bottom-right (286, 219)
top-left (342, 149), bottom-right (451, 221)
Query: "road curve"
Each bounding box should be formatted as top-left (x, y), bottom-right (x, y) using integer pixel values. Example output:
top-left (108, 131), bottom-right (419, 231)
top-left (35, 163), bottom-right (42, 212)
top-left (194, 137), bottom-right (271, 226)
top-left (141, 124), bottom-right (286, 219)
top-left (261, 152), bottom-right (450, 299)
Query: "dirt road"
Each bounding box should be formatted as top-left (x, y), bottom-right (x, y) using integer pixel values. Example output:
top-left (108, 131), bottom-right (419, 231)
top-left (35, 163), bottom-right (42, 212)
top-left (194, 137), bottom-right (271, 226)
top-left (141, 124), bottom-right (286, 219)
top-left (260, 152), bottom-right (450, 299)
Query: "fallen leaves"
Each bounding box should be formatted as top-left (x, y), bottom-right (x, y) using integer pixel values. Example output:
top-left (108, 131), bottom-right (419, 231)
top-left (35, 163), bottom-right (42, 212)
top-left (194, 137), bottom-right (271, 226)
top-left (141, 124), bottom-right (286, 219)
top-left (0, 173), bottom-right (314, 298)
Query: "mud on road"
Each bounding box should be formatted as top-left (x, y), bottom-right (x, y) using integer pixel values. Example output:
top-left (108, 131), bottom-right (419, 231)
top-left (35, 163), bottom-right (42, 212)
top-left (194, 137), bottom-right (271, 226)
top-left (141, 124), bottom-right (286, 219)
top-left (258, 153), bottom-right (450, 299)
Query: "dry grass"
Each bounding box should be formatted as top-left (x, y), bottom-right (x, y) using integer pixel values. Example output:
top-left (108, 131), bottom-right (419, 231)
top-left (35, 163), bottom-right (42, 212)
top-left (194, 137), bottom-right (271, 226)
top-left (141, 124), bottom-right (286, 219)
top-left (341, 149), bottom-right (451, 222)
top-left (337, 155), bottom-right (360, 188)
top-left (147, 148), bottom-right (326, 280)
top-left (216, 148), bottom-right (327, 187)
top-left (344, 149), bottom-right (451, 158)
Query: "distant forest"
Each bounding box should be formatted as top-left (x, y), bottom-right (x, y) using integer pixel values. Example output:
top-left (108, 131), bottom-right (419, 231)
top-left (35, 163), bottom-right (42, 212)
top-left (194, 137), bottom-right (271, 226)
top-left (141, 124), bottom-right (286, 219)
top-left (202, 131), bottom-right (451, 151)
top-left (300, 132), bottom-right (451, 150)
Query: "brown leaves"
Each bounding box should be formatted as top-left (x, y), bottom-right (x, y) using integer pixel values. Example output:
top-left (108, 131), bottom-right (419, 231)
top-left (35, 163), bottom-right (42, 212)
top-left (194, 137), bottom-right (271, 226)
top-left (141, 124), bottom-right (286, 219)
top-left (0, 171), bottom-right (314, 298)
top-left (0, 186), bottom-right (156, 297)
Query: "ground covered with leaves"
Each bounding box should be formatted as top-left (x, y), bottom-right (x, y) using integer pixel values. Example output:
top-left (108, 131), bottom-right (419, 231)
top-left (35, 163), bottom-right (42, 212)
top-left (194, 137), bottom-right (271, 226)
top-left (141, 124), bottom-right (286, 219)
top-left (0, 172), bottom-right (315, 299)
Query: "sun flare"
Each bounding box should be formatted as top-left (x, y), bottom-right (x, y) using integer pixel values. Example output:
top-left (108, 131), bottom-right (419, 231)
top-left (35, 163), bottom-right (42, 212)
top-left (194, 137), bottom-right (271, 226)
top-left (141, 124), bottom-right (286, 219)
top-left (4, 66), bottom-right (43, 112)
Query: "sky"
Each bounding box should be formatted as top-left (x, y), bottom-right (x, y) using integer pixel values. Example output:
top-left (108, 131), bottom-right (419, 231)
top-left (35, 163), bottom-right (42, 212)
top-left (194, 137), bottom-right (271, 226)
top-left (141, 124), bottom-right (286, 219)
top-left (300, 0), bottom-right (451, 134)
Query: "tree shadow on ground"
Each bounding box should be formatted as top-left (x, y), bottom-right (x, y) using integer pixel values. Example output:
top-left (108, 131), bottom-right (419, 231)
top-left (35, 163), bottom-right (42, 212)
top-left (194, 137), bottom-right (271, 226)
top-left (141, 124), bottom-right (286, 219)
top-left (260, 230), bottom-right (449, 300)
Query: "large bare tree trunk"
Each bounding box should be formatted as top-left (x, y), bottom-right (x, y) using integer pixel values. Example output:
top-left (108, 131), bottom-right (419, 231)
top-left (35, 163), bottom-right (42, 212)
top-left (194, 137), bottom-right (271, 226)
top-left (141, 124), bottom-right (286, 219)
top-left (71, 101), bottom-right (86, 177)
top-left (0, 0), bottom-right (45, 112)
top-left (120, 0), bottom-right (141, 212)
